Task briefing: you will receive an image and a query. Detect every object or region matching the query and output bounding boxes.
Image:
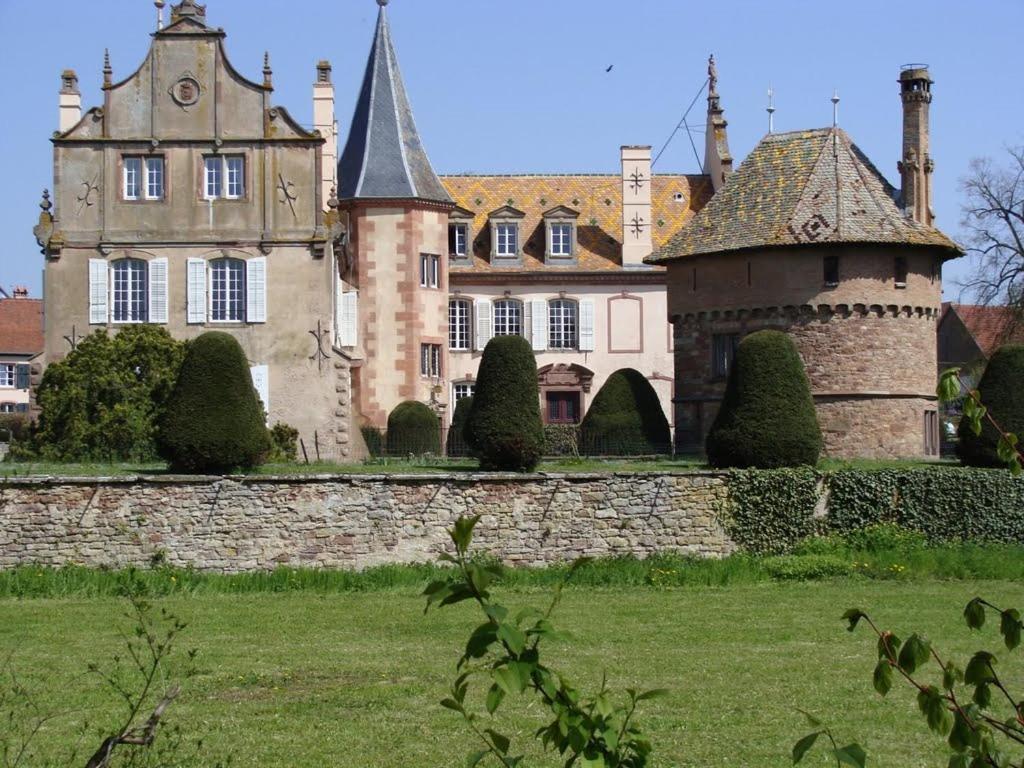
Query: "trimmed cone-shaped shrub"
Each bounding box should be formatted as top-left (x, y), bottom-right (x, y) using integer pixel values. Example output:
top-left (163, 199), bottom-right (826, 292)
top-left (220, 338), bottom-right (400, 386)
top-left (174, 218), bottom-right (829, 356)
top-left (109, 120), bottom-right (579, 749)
top-left (446, 396), bottom-right (474, 457)
top-left (580, 368), bottom-right (670, 455)
top-left (958, 344), bottom-right (1024, 467)
top-left (386, 401), bottom-right (439, 456)
top-left (157, 332), bottom-right (270, 473)
top-left (705, 330), bottom-right (822, 468)
top-left (466, 335), bottom-right (544, 471)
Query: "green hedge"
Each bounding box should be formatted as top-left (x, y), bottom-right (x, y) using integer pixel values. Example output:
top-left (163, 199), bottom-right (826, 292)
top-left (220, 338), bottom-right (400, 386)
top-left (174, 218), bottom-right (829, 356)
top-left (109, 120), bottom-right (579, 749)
top-left (723, 467), bottom-right (1024, 555)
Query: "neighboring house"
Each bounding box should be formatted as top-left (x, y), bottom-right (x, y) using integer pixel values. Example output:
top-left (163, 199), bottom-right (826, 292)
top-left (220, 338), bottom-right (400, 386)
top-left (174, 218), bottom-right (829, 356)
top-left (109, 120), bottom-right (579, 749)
top-left (938, 303), bottom-right (1024, 376)
top-left (648, 66), bottom-right (962, 459)
top-left (0, 287), bottom-right (43, 414)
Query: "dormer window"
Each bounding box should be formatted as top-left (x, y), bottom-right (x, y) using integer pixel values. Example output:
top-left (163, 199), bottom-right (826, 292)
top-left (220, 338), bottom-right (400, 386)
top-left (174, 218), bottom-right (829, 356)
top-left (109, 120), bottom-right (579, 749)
top-left (895, 256), bottom-right (908, 288)
top-left (487, 206), bottom-right (525, 265)
top-left (449, 224), bottom-right (467, 257)
top-left (448, 206), bottom-right (475, 264)
top-left (542, 205), bottom-right (580, 265)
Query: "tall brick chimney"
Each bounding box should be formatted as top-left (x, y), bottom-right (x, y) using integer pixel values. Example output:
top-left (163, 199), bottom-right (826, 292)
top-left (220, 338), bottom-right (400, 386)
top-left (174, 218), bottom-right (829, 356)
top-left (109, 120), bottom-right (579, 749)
top-left (898, 65), bottom-right (934, 226)
top-left (621, 145), bottom-right (653, 268)
top-left (59, 69), bottom-right (81, 133)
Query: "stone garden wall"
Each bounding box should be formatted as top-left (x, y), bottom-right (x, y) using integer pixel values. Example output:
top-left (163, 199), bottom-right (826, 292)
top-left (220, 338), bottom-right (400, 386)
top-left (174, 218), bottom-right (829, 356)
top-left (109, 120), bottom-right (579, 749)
top-left (0, 473), bottom-right (733, 572)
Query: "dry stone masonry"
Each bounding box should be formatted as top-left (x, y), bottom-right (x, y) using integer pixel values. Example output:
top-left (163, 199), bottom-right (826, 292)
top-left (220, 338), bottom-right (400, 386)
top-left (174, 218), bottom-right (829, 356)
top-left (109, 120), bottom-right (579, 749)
top-left (0, 473), bottom-right (733, 572)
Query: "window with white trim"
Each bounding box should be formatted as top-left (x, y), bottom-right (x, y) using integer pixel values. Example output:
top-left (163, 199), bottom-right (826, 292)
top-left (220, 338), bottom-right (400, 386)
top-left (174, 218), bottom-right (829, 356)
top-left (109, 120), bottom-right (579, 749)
top-left (123, 156), bottom-right (164, 200)
top-left (449, 224), bottom-right (467, 259)
top-left (548, 299), bottom-right (578, 350)
top-left (453, 382), bottom-right (475, 402)
top-left (493, 299), bottom-right (522, 336)
top-left (111, 258), bottom-right (148, 323)
top-left (449, 298), bottom-right (471, 351)
top-left (210, 258), bottom-right (246, 322)
top-left (0, 402), bottom-right (13, 413)
top-left (496, 224), bottom-right (518, 257)
top-left (204, 155), bottom-right (246, 199)
top-left (550, 223), bottom-right (572, 257)
top-left (420, 253), bottom-right (440, 288)
top-left (0, 365), bottom-right (13, 388)
top-left (420, 343), bottom-right (442, 378)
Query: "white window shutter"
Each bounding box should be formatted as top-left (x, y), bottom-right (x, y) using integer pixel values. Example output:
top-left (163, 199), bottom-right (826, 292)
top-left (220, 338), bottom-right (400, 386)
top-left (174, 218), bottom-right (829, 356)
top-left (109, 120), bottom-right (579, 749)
top-left (523, 300), bottom-right (533, 345)
top-left (88, 259), bottom-right (108, 324)
top-left (246, 257), bottom-right (267, 323)
top-left (249, 364), bottom-right (269, 423)
top-left (579, 299), bottom-right (596, 351)
top-left (148, 258), bottom-right (168, 324)
top-left (186, 259), bottom-right (207, 324)
top-left (340, 290), bottom-right (358, 347)
top-left (475, 300), bottom-right (492, 351)
top-left (531, 299), bottom-right (547, 352)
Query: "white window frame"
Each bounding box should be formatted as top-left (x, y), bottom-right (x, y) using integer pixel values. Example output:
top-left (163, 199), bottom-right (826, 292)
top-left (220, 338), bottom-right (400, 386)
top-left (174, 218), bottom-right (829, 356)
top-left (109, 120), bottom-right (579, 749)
top-left (420, 253), bottom-right (440, 289)
top-left (123, 156), bottom-right (164, 201)
top-left (449, 298), bottom-right (472, 351)
top-left (495, 223), bottom-right (518, 257)
top-left (493, 299), bottom-right (523, 337)
top-left (209, 258), bottom-right (247, 323)
top-left (548, 299), bottom-right (578, 350)
top-left (204, 154), bottom-right (246, 200)
top-left (420, 343), bottom-right (442, 378)
top-left (449, 224), bottom-right (468, 258)
top-left (453, 382), bottom-right (475, 402)
top-left (110, 258), bottom-right (148, 324)
top-left (0, 364), bottom-right (13, 389)
top-left (550, 223), bottom-right (572, 257)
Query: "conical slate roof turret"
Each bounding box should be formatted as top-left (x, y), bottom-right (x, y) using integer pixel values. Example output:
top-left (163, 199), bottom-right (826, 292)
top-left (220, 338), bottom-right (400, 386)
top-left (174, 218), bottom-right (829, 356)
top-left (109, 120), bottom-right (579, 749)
top-left (338, 1), bottom-right (451, 205)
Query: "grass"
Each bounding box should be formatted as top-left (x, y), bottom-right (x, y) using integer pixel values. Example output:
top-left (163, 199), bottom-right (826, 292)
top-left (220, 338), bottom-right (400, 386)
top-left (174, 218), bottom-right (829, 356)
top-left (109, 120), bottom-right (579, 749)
top-left (2, 580), bottom-right (1022, 766)
top-left (0, 455), bottom-right (952, 478)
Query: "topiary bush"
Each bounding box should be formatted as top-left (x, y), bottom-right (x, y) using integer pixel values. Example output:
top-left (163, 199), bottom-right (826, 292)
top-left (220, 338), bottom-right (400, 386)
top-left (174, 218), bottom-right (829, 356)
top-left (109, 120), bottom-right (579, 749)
top-left (268, 422), bottom-right (299, 462)
top-left (579, 368), bottom-right (670, 455)
top-left (156, 332), bottom-right (270, 473)
top-left (705, 330), bottom-right (822, 468)
top-left (386, 401), bottom-right (439, 456)
top-left (360, 425), bottom-right (383, 458)
top-left (543, 424), bottom-right (579, 457)
top-left (465, 335), bottom-right (544, 471)
top-left (445, 396), bottom-right (474, 457)
top-left (957, 344), bottom-right (1024, 467)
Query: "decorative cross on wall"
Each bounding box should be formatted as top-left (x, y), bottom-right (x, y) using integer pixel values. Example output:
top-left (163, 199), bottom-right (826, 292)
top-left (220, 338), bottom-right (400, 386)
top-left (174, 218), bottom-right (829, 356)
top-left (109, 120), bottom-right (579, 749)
top-left (629, 213), bottom-right (647, 239)
top-left (277, 174), bottom-right (298, 219)
top-left (76, 175), bottom-right (99, 215)
top-left (629, 168), bottom-right (646, 193)
top-left (308, 319), bottom-right (330, 373)
top-left (63, 325), bottom-right (81, 351)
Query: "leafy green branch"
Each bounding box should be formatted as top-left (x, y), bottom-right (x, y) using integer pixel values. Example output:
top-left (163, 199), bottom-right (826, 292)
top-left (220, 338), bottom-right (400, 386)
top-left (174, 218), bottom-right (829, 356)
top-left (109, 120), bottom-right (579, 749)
top-left (424, 516), bottom-right (666, 768)
top-left (938, 368), bottom-right (1022, 475)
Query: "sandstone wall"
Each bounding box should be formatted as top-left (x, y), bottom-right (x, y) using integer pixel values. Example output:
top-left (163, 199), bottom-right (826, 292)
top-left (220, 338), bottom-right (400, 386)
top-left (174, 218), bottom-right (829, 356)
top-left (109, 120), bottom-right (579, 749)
top-left (0, 473), bottom-right (733, 572)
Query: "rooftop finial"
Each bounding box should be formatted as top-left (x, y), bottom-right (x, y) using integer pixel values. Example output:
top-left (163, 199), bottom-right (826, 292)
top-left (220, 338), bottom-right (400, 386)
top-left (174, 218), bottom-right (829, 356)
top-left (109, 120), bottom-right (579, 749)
top-left (831, 89), bottom-right (840, 127)
top-left (767, 85), bottom-right (775, 134)
top-left (263, 51), bottom-right (273, 88)
top-left (708, 54), bottom-right (718, 95)
top-left (103, 49), bottom-right (112, 87)
top-left (377, 0), bottom-right (389, 6)
top-left (155, 0), bottom-right (165, 30)
top-left (39, 189), bottom-right (52, 213)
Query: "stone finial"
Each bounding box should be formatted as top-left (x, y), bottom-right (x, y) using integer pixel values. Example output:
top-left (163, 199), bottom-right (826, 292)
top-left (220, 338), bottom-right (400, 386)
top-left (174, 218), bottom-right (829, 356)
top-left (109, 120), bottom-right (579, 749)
top-left (317, 60), bottom-right (332, 84)
top-left (39, 189), bottom-right (52, 213)
top-left (328, 185), bottom-right (339, 210)
top-left (171, 0), bottom-right (206, 23)
top-left (155, 0), bottom-right (166, 30)
top-left (263, 51), bottom-right (273, 88)
top-left (377, 0), bottom-right (389, 6)
top-left (708, 54), bottom-right (718, 95)
top-left (103, 49), bottom-right (112, 87)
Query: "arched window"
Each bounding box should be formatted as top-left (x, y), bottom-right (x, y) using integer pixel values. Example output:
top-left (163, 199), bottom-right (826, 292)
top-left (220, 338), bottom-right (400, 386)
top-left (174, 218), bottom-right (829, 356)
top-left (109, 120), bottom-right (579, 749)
top-left (210, 258), bottom-right (246, 322)
top-left (111, 258), bottom-right (148, 323)
top-left (493, 299), bottom-right (523, 337)
top-left (548, 299), bottom-right (578, 349)
top-left (448, 298), bottom-right (472, 351)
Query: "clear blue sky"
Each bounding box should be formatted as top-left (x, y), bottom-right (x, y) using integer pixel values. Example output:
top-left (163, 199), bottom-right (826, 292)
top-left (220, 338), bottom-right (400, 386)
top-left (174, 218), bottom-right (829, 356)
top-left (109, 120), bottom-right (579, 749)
top-left (2, 0), bottom-right (1021, 299)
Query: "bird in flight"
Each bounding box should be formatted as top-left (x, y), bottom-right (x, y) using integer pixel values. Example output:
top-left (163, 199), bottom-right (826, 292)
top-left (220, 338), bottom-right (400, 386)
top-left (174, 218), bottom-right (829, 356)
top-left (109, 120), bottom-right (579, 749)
top-left (605, 65), bottom-right (614, 73)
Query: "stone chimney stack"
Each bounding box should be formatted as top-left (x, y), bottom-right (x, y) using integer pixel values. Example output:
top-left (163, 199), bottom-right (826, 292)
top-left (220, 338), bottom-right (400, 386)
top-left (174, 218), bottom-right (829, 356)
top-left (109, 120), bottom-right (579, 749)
top-left (12, 286), bottom-right (29, 299)
top-left (898, 65), bottom-right (934, 226)
top-left (621, 145), bottom-right (653, 268)
top-left (313, 60), bottom-right (337, 211)
top-left (59, 70), bottom-right (81, 133)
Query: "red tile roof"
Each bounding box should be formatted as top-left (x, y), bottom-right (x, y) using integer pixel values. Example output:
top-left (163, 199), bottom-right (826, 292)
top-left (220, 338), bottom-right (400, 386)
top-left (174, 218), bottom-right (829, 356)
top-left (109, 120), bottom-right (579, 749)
top-left (0, 298), bottom-right (43, 355)
top-left (949, 304), bottom-right (1024, 358)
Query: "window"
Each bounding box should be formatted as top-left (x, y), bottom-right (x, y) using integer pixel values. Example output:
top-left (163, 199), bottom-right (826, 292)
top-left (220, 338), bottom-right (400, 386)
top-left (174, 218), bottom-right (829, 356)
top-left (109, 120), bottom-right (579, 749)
top-left (453, 382), bottom-right (475, 402)
top-left (204, 155), bottom-right (245, 199)
top-left (493, 299), bottom-right (522, 336)
top-left (546, 392), bottom-right (580, 424)
top-left (712, 333), bottom-right (739, 378)
top-left (449, 299), bottom-right (471, 351)
top-left (420, 253), bottom-right (440, 288)
top-left (496, 224), bottom-right (518, 257)
top-left (548, 299), bottom-right (578, 350)
top-left (210, 258), bottom-right (246, 322)
top-left (0, 365), bottom-right (13, 388)
top-left (691, 267), bottom-right (697, 292)
top-left (895, 256), bottom-right (908, 287)
top-left (111, 259), bottom-right (148, 323)
top-left (824, 255), bottom-right (839, 287)
top-left (449, 224), bottom-right (467, 258)
top-left (924, 410), bottom-right (940, 457)
top-left (550, 223), bottom-right (572, 257)
top-left (420, 343), bottom-right (442, 378)
top-left (123, 156), bottom-right (164, 200)
top-left (0, 403), bottom-right (13, 413)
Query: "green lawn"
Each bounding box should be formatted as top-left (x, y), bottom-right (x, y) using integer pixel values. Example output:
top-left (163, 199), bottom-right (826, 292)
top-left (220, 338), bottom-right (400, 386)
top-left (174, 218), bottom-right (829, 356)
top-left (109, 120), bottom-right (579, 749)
top-left (2, 581), bottom-right (1020, 766)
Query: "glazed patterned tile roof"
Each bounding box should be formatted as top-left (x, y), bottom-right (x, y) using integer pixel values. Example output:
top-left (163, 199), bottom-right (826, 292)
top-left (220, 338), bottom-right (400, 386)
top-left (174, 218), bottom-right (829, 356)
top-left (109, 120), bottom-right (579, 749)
top-left (0, 299), bottom-right (43, 355)
top-left (647, 127), bottom-right (962, 263)
top-left (441, 174), bottom-right (712, 272)
top-left (948, 304), bottom-right (1024, 357)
